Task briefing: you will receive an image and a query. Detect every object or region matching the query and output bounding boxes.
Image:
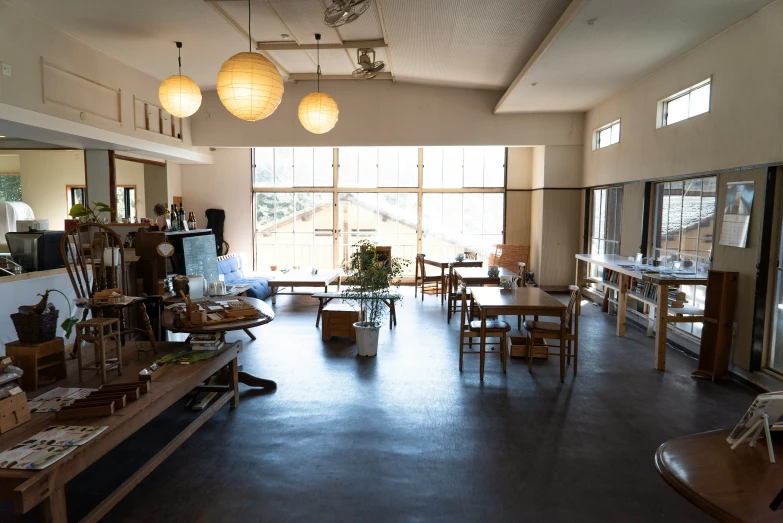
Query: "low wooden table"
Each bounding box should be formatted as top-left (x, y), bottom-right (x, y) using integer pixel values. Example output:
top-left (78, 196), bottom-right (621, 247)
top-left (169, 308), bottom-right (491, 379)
top-left (268, 269), bottom-right (341, 304)
top-left (422, 256), bottom-right (483, 304)
top-left (162, 296), bottom-right (276, 391)
top-left (656, 429), bottom-right (783, 522)
top-left (469, 287), bottom-right (567, 381)
top-left (0, 341), bottom-right (242, 522)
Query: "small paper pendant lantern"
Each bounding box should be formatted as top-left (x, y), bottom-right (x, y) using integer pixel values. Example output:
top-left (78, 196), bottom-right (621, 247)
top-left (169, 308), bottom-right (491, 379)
top-left (217, 52), bottom-right (284, 122)
top-left (298, 33), bottom-right (339, 134)
top-left (158, 42), bottom-right (202, 118)
top-left (299, 92), bottom-right (339, 134)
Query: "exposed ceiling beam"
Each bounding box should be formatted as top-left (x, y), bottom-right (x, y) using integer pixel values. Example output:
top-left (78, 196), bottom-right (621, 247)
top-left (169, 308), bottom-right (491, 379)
top-left (289, 72), bottom-right (393, 81)
top-left (375, 0), bottom-right (396, 82)
top-left (494, 0), bottom-right (586, 114)
top-left (257, 39), bottom-right (387, 51)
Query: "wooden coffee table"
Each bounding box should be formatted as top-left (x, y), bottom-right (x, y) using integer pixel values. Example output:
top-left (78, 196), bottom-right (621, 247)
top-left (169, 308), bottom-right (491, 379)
top-left (268, 269), bottom-right (341, 304)
top-left (162, 296), bottom-right (276, 391)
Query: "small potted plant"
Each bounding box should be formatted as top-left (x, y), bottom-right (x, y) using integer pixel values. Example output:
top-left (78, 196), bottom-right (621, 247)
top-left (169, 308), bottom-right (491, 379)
top-left (68, 201), bottom-right (115, 223)
top-left (342, 240), bottom-right (408, 357)
top-left (152, 203), bottom-right (170, 231)
top-left (11, 289), bottom-right (80, 344)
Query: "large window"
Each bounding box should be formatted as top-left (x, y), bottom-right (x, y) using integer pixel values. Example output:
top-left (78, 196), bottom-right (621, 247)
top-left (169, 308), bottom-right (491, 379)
top-left (0, 174), bottom-right (22, 202)
top-left (252, 147), bottom-right (506, 273)
top-left (652, 176), bottom-right (716, 336)
top-left (590, 187), bottom-right (622, 255)
top-left (658, 79), bottom-right (711, 128)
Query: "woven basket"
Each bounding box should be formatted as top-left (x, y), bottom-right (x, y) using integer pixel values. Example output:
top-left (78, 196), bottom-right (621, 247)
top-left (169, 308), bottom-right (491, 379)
top-left (488, 244), bottom-right (531, 274)
top-left (11, 310), bottom-right (59, 344)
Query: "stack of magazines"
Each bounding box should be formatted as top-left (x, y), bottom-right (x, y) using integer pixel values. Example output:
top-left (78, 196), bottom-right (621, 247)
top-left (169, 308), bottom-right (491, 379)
top-left (187, 332), bottom-right (225, 352)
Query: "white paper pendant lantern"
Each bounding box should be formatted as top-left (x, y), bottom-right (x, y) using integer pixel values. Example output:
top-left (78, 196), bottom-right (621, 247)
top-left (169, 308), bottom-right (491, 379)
top-left (159, 43), bottom-right (202, 118)
top-left (217, 51), bottom-right (284, 122)
top-left (298, 33), bottom-right (338, 134)
top-left (299, 92), bottom-right (339, 134)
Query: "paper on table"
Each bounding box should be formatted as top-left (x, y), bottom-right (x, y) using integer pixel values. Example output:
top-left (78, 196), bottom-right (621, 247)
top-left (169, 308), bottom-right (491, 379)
top-left (23, 426), bottom-right (107, 447)
top-left (0, 443), bottom-right (76, 470)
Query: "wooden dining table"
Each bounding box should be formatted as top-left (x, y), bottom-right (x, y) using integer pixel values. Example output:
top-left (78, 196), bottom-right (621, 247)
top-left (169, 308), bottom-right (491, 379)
top-left (422, 256), bottom-right (483, 304)
top-left (469, 287), bottom-right (567, 381)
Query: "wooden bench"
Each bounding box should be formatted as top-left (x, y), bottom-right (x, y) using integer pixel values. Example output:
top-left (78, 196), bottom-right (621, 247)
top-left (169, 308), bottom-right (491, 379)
top-left (312, 292), bottom-right (397, 329)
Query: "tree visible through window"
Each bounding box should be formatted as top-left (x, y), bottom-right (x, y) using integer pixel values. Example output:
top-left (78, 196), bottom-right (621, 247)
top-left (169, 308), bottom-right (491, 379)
top-left (0, 174), bottom-right (22, 202)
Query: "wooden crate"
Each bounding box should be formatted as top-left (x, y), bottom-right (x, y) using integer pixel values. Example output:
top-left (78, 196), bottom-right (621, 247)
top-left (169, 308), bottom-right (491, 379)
top-left (5, 338), bottom-right (68, 392)
top-left (322, 304), bottom-right (359, 341)
top-left (0, 390), bottom-right (30, 434)
top-left (508, 336), bottom-right (548, 359)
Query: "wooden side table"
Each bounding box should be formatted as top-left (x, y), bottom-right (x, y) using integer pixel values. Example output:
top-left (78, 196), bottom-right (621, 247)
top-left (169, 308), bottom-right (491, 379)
top-left (322, 304), bottom-right (358, 341)
top-left (5, 338), bottom-right (68, 392)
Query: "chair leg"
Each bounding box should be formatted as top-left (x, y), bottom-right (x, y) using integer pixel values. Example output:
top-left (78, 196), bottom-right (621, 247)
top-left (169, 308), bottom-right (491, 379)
top-left (502, 335), bottom-right (507, 373)
top-left (116, 333), bottom-right (123, 376)
top-left (528, 332), bottom-right (534, 373)
top-left (415, 280), bottom-right (418, 298)
top-left (459, 331), bottom-right (464, 372)
top-left (573, 337), bottom-right (578, 376)
top-left (518, 315), bottom-right (521, 330)
top-left (75, 330), bottom-right (83, 383)
top-left (99, 331), bottom-right (107, 384)
top-left (138, 302), bottom-right (157, 350)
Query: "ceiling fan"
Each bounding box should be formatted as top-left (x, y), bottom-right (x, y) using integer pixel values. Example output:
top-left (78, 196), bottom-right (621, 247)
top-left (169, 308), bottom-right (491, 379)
top-left (352, 48), bottom-right (385, 79)
top-left (324, 0), bottom-right (370, 28)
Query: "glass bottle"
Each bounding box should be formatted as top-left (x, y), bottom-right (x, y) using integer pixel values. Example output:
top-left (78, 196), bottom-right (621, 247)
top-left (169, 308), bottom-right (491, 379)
top-left (170, 204), bottom-right (179, 231)
top-left (188, 211), bottom-right (197, 230)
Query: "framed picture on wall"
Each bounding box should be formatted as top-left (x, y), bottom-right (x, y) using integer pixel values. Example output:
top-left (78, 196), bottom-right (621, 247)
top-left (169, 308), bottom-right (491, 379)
top-left (719, 181), bottom-right (754, 248)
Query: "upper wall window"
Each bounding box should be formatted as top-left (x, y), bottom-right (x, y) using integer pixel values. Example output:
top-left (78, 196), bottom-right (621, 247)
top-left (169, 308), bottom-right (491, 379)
top-left (657, 78), bottom-right (711, 128)
top-left (592, 120), bottom-right (620, 150)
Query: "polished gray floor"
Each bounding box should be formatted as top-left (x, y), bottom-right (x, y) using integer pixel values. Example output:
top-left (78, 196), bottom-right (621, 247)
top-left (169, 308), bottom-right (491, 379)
top-left (12, 288), bottom-right (758, 522)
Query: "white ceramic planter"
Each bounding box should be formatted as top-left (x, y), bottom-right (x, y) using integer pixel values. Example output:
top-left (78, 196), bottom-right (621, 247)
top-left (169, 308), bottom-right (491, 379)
top-left (354, 321), bottom-right (381, 357)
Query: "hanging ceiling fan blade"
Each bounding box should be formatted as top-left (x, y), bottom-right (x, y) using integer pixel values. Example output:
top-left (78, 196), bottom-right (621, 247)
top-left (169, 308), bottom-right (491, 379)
top-left (324, 0), bottom-right (370, 28)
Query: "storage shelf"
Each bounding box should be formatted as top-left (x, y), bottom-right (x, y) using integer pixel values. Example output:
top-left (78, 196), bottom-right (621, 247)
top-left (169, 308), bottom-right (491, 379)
top-left (587, 276), bottom-right (620, 291)
top-left (627, 291), bottom-right (657, 307)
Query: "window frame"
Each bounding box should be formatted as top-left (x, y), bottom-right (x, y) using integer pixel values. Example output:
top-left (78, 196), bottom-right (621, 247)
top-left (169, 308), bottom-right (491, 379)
top-left (592, 120), bottom-right (621, 150)
top-left (115, 185), bottom-right (137, 221)
top-left (657, 78), bottom-right (712, 128)
top-left (589, 186), bottom-right (623, 256)
top-left (251, 147), bottom-right (507, 271)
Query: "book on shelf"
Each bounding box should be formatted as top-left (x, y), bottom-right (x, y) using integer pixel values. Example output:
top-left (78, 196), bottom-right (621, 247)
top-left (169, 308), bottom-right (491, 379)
top-left (192, 341), bottom-right (225, 352)
top-left (188, 332), bottom-right (223, 345)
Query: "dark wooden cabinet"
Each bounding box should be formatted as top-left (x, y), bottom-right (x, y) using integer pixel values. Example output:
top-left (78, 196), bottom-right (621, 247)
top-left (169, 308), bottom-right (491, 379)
top-left (135, 229), bottom-right (212, 294)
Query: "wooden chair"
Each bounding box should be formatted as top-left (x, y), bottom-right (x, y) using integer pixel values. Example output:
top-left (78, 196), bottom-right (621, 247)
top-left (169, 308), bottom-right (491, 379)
top-left (459, 289), bottom-right (510, 375)
top-left (414, 253), bottom-right (440, 301)
top-left (517, 261), bottom-right (527, 330)
top-left (74, 317), bottom-right (122, 383)
top-left (61, 223), bottom-right (157, 362)
top-left (447, 264), bottom-right (469, 324)
top-left (524, 285), bottom-right (580, 376)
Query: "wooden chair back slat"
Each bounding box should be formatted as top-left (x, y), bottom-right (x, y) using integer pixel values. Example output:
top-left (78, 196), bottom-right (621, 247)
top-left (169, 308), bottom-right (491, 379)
top-left (566, 285), bottom-right (581, 331)
top-left (416, 253), bottom-right (427, 278)
top-left (61, 224), bottom-right (126, 299)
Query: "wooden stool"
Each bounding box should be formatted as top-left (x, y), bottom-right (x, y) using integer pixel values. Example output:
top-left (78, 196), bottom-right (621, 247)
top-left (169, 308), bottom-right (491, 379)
top-left (5, 338), bottom-right (67, 391)
top-left (321, 304), bottom-right (359, 341)
top-left (74, 318), bottom-right (122, 384)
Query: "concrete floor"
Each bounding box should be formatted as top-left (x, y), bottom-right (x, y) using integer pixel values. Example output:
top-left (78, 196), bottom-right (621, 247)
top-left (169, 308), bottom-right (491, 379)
top-left (11, 287), bottom-right (758, 522)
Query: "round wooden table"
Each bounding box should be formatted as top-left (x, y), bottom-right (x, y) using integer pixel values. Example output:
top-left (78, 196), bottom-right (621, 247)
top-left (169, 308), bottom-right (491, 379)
top-left (161, 296), bottom-right (276, 390)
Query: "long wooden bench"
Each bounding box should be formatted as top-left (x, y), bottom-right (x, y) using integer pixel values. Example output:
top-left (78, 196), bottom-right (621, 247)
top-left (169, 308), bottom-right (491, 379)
top-left (312, 292), bottom-right (398, 329)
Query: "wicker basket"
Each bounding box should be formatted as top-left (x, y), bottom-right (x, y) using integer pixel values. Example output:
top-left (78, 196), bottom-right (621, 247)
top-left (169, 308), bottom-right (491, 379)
top-left (11, 310), bottom-right (59, 344)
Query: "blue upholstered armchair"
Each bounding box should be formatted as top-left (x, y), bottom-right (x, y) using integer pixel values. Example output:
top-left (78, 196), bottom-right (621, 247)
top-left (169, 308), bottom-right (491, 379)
top-left (217, 253), bottom-right (271, 301)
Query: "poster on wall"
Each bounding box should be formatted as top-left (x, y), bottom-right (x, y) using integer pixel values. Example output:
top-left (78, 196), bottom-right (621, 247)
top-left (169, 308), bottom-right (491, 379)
top-left (719, 181), bottom-right (754, 248)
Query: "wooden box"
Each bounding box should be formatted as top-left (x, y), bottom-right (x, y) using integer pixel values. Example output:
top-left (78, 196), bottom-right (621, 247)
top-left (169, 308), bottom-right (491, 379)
top-left (322, 304), bottom-right (359, 341)
top-left (508, 336), bottom-right (548, 359)
top-left (5, 338), bottom-right (68, 392)
top-left (0, 390), bottom-right (30, 434)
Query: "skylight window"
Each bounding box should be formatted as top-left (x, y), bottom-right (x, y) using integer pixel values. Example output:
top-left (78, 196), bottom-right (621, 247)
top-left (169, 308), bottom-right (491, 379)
top-left (592, 120), bottom-right (620, 150)
top-left (658, 79), bottom-right (711, 128)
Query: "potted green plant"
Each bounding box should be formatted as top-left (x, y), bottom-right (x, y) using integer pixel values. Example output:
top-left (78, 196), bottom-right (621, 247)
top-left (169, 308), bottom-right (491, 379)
top-left (10, 289), bottom-right (80, 344)
top-left (341, 240), bottom-right (408, 357)
top-left (68, 201), bottom-right (115, 223)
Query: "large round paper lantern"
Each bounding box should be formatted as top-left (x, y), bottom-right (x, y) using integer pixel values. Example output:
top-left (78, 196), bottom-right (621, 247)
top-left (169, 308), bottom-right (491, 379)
top-left (217, 52), bottom-right (284, 122)
top-left (298, 92), bottom-right (339, 134)
top-left (158, 74), bottom-right (202, 118)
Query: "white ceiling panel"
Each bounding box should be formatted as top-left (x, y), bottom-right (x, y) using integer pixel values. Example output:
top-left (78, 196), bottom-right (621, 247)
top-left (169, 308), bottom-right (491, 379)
top-left (220, 0), bottom-right (292, 45)
top-left (379, 0), bottom-right (572, 90)
top-left (268, 0), bottom-right (343, 44)
top-left (496, 0), bottom-right (777, 112)
top-left (304, 48), bottom-right (355, 75)
top-left (269, 50), bottom-right (316, 74)
top-left (335, 0), bottom-right (385, 41)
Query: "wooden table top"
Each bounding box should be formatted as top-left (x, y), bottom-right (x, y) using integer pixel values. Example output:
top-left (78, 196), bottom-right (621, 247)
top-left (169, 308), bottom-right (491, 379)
top-left (469, 286), bottom-right (566, 311)
top-left (456, 267), bottom-right (516, 280)
top-left (656, 429), bottom-right (783, 523)
top-left (267, 269), bottom-right (341, 286)
top-left (0, 341), bottom-right (242, 514)
top-left (423, 256), bottom-right (483, 268)
top-left (162, 296), bottom-right (275, 334)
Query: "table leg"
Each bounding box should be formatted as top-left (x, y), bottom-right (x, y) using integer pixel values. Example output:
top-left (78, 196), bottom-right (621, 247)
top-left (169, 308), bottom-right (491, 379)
top-left (229, 357), bottom-right (239, 409)
top-left (617, 273), bottom-right (627, 337)
top-left (441, 267), bottom-right (446, 304)
top-left (237, 371), bottom-right (277, 390)
top-left (655, 284), bottom-right (669, 371)
top-left (560, 310), bottom-right (566, 382)
top-left (575, 260), bottom-right (582, 316)
top-left (480, 308), bottom-right (487, 381)
top-left (42, 487), bottom-right (67, 523)
top-left (271, 287), bottom-right (277, 305)
top-left (243, 328), bottom-right (256, 341)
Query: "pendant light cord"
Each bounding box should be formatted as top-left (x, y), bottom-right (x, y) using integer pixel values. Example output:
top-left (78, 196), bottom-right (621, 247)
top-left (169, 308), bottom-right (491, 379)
top-left (316, 36), bottom-right (321, 93)
top-left (248, 0), bottom-right (252, 52)
top-left (178, 46), bottom-right (182, 76)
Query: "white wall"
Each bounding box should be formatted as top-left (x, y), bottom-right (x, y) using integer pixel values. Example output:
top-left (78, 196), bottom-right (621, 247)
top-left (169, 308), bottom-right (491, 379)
top-left (115, 159), bottom-right (145, 216)
top-left (192, 82), bottom-right (584, 148)
top-left (181, 149), bottom-right (253, 258)
top-left (583, 0), bottom-right (783, 186)
top-left (167, 162), bottom-right (182, 201)
top-left (0, 153), bottom-right (20, 172)
top-left (16, 150), bottom-right (85, 230)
